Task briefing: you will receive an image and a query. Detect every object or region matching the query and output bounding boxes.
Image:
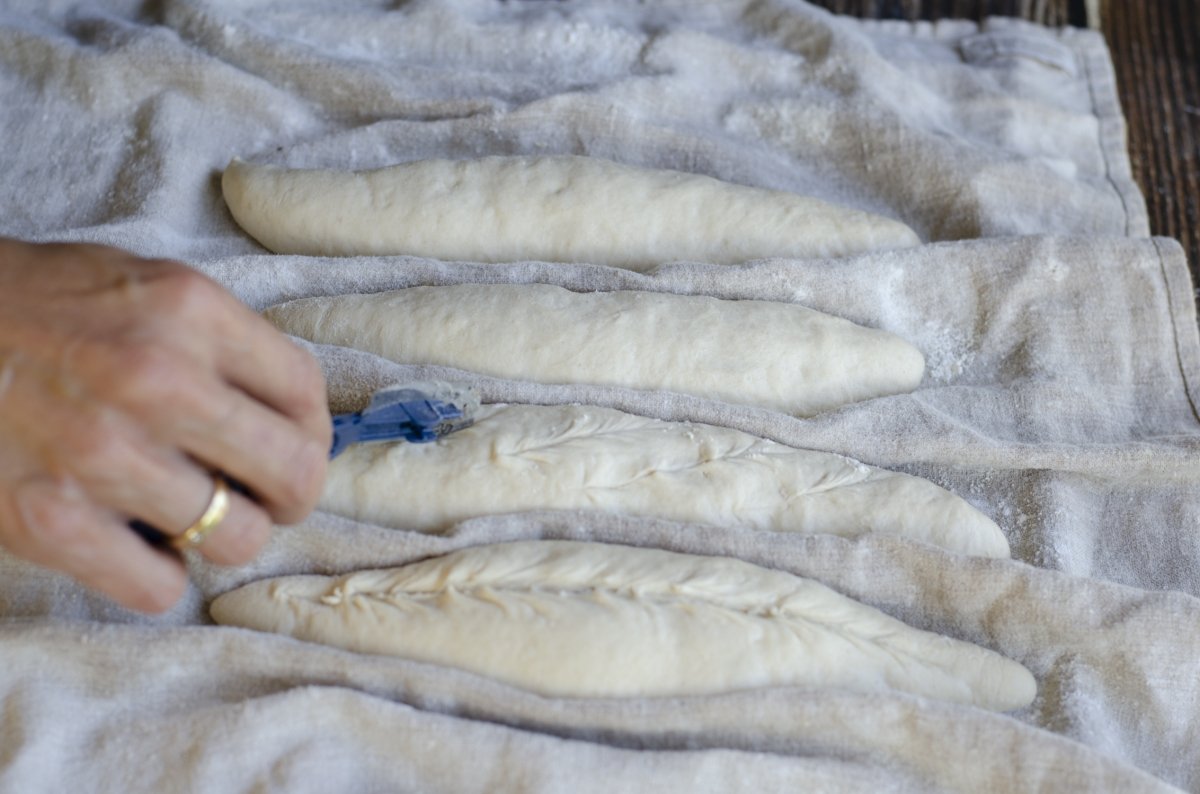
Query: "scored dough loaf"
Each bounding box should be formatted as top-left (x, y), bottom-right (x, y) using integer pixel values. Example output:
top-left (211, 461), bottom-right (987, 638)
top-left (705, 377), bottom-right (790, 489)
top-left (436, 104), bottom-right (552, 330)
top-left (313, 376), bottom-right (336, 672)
top-left (265, 284), bottom-right (926, 417)
top-left (221, 155), bottom-right (920, 268)
top-left (209, 540), bottom-right (1036, 710)
top-left (321, 403), bottom-right (1009, 558)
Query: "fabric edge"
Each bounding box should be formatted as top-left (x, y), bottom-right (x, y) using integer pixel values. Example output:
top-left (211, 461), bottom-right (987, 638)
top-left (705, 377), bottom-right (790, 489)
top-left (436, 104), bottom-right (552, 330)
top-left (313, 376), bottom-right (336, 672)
top-left (1064, 25), bottom-right (1152, 237)
top-left (836, 14), bottom-right (1150, 239)
top-left (1152, 236), bottom-right (1200, 422)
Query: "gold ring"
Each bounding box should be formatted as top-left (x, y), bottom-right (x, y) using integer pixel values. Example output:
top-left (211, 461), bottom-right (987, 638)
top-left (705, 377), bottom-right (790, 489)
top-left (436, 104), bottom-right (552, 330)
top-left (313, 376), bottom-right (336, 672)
top-left (172, 473), bottom-right (231, 550)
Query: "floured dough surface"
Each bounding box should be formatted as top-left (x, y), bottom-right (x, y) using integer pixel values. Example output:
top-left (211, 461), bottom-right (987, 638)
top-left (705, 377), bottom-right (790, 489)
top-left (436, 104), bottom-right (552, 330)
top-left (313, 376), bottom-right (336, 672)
top-left (222, 155), bottom-right (920, 268)
top-left (210, 540), bottom-right (1036, 710)
top-left (322, 403), bottom-right (1008, 558)
top-left (265, 284), bottom-right (926, 417)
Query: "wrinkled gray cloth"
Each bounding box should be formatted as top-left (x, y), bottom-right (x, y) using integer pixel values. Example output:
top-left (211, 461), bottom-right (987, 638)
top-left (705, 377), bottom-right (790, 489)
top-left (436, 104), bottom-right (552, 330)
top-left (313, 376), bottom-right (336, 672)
top-left (0, 0), bottom-right (1144, 252)
top-left (0, 1), bottom-right (1194, 793)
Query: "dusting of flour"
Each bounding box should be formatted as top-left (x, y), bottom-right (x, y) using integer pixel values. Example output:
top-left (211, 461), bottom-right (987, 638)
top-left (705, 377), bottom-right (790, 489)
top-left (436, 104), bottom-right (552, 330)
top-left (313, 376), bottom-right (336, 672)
top-left (922, 321), bottom-right (978, 383)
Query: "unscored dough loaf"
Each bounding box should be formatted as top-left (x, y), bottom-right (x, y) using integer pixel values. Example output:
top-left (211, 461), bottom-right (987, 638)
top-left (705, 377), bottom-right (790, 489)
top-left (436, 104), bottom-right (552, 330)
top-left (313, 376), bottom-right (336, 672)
top-left (222, 155), bottom-right (920, 268)
top-left (209, 540), bottom-right (1036, 710)
top-left (265, 284), bottom-right (926, 417)
top-left (322, 403), bottom-right (1008, 558)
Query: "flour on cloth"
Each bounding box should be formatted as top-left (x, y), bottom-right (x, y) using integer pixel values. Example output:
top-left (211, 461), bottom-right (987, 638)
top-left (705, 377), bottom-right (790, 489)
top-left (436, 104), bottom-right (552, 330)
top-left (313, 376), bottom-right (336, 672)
top-left (3, 235), bottom-right (1198, 791)
top-left (0, 1), bottom-right (1143, 257)
top-left (0, 512), bottom-right (1193, 793)
top-left (0, 1), bottom-right (1193, 793)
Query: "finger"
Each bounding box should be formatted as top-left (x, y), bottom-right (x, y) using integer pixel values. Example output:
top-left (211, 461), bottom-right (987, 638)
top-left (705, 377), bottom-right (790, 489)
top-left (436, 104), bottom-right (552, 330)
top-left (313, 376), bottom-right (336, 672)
top-left (174, 384), bottom-right (328, 525)
top-left (50, 409), bottom-right (273, 567)
top-left (168, 486), bottom-right (273, 567)
top-left (69, 426), bottom-right (214, 537)
top-left (113, 264), bottom-right (331, 447)
top-left (10, 477), bottom-right (188, 614)
top-left (211, 298), bottom-right (332, 447)
top-left (76, 345), bottom-right (326, 526)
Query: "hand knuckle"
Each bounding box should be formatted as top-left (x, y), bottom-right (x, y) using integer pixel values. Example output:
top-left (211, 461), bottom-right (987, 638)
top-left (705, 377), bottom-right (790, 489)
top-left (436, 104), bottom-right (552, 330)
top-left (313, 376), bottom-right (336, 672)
top-left (107, 344), bottom-right (196, 416)
top-left (294, 360), bottom-right (329, 422)
top-left (15, 494), bottom-right (84, 549)
top-left (222, 506), bottom-right (271, 563)
top-left (120, 344), bottom-right (177, 390)
top-left (276, 481), bottom-right (310, 516)
top-left (278, 441), bottom-right (326, 518)
top-left (196, 390), bottom-right (241, 436)
top-left (297, 353), bottom-right (327, 401)
top-left (150, 267), bottom-right (220, 320)
top-left (69, 424), bottom-right (126, 474)
top-left (48, 241), bottom-right (115, 262)
top-left (1, 512), bottom-right (41, 557)
top-left (2, 488), bottom-right (39, 551)
top-left (41, 520), bottom-right (83, 546)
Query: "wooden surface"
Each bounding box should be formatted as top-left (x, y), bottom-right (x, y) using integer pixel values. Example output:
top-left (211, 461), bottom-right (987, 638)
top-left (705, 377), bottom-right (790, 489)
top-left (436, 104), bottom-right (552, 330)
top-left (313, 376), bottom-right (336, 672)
top-left (812, 1), bottom-right (1200, 286)
top-left (1103, 1), bottom-right (1200, 284)
top-left (809, 1), bottom-right (1085, 26)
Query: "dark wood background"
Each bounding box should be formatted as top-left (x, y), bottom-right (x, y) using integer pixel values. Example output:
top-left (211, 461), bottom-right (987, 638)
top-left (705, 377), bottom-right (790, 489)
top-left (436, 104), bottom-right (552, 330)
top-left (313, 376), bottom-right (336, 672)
top-left (811, 0), bottom-right (1087, 26)
top-left (811, 1), bottom-right (1200, 288)
top-left (1104, 2), bottom-right (1199, 286)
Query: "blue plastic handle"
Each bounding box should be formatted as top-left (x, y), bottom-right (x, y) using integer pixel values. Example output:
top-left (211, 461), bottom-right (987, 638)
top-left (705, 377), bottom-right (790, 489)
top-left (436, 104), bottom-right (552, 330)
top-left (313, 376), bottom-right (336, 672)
top-left (329, 386), bottom-right (473, 458)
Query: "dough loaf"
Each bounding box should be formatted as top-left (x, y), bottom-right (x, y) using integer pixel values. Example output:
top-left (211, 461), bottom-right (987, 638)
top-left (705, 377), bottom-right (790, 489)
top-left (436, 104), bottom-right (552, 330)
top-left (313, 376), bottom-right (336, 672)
top-left (210, 540), bottom-right (1036, 710)
top-left (265, 284), bottom-right (926, 417)
top-left (322, 403), bottom-right (1008, 558)
top-left (222, 155), bottom-right (920, 268)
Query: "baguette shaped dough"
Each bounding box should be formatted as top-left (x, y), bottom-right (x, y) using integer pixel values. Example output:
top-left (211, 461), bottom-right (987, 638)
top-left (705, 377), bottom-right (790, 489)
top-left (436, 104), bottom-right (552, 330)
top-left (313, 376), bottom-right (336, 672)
top-left (322, 404), bottom-right (1009, 558)
top-left (210, 540), bottom-right (1036, 710)
top-left (264, 284), bottom-right (926, 417)
top-left (222, 155), bottom-right (920, 267)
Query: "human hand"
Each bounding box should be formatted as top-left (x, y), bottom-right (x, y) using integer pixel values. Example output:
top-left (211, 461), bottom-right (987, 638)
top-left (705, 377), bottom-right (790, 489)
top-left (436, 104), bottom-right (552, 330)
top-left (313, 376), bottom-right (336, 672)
top-left (0, 239), bottom-right (331, 613)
